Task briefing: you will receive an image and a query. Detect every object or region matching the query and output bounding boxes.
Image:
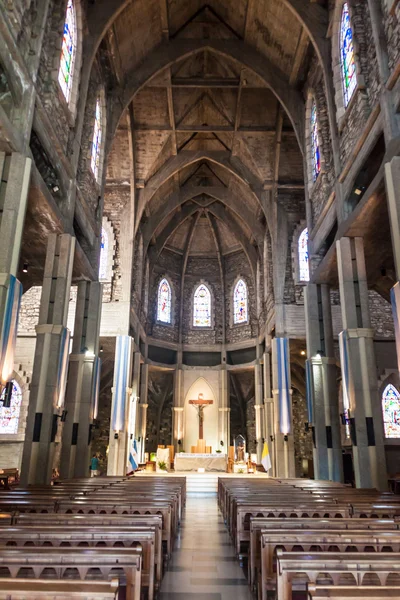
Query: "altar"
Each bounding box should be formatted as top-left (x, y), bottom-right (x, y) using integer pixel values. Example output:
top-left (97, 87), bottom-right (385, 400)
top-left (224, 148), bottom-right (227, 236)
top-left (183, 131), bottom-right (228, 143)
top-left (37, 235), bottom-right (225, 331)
top-left (174, 453), bottom-right (227, 472)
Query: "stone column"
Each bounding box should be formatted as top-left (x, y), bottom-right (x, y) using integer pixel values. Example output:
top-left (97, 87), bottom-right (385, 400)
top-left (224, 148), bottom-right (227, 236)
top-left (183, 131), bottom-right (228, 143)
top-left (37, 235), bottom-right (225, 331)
top-left (59, 281), bottom-right (102, 479)
top-left (385, 157), bottom-right (400, 375)
top-left (218, 369), bottom-right (230, 452)
top-left (20, 234), bottom-right (75, 485)
top-left (271, 337), bottom-right (295, 478)
top-left (107, 336), bottom-right (134, 476)
top-left (336, 237), bottom-right (387, 490)
top-left (304, 284), bottom-right (343, 482)
top-left (138, 363), bottom-right (149, 462)
top-left (173, 368), bottom-right (184, 450)
top-left (0, 153), bottom-right (31, 334)
top-left (263, 349), bottom-right (276, 476)
top-left (254, 361), bottom-right (264, 463)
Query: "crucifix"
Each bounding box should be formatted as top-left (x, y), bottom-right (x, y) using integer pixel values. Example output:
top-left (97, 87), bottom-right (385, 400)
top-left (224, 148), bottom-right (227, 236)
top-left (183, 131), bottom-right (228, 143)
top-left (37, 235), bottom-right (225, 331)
top-left (189, 393), bottom-right (213, 439)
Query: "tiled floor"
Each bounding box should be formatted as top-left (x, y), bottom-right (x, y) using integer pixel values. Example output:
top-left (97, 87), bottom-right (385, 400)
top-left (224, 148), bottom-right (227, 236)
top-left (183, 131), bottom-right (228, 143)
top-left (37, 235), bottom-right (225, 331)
top-left (159, 495), bottom-right (253, 600)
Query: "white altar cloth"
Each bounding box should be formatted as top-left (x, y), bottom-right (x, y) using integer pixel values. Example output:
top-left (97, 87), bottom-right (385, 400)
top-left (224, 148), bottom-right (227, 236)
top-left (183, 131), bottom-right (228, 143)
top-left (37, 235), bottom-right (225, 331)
top-left (174, 453), bottom-right (227, 472)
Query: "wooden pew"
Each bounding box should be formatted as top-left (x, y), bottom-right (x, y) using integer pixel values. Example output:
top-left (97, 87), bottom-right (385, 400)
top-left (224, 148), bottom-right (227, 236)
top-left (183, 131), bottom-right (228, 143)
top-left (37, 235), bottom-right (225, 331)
top-left (0, 525), bottom-right (156, 600)
top-left (0, 578), bottom-right (118, 599)
top-left (275, 551), bottom-right (400, 600)
top-left (307, 585), bottom-right (400, 599)
top-left (0, 545), bottom-right (142, 600)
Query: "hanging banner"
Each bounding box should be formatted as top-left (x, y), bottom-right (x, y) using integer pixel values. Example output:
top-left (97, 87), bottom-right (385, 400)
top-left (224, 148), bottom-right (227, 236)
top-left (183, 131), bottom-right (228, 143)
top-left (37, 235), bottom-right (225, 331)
top-left (56, 327), bottom-right (71, 408)
top-left (91, 356), bottom-right (101, 420)
top-left (0, 275), bottom-right (22, 386)
top-left (391, 283), bottom-right (400, 375)
top-left (276, 337), bottom-right (291, 434)
top-left (111, 335), bottom-right (132, 431)
top-left (305, 358), bottom-right (314, 425)
top-left (338, 330), bottom-right (350, 416)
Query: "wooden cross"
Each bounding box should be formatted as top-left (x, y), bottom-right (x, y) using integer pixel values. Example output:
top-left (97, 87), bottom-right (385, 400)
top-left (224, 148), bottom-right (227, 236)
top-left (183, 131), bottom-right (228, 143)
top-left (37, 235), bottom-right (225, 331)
top-left (189, 394), bottom-right (213, 439)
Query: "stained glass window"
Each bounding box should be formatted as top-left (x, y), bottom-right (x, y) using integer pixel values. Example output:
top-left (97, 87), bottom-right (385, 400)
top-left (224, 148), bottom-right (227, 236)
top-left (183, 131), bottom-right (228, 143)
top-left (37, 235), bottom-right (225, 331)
top-left (157, 278), bottom-right (172, 324)
top-left (233, 279), bottom-right (248, 324)
top-left (58, 0), bottom-right (76, 103)
top-left (298, 228), bottom-right (310, 282)
top-left (193, 284), bottom-right (211, 327)
top-left (99, 227), bottom-right (108, 281)
top-left (311, 100), bottom-right (321, 182)
top-left (340, 3), bottom-right (357, 107)
top-left (382, 383), bottom-right (400, 438)
top-left (91, 98), bottom-right (102, 181)
top-left (0, 380), bottom-right (22, 434)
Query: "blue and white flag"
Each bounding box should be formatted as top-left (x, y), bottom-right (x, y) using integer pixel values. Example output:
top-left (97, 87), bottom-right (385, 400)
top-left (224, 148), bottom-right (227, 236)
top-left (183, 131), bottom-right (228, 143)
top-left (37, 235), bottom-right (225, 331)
top-left (338, 331), bottom-right (350, 415)
top-left (128, 438), bottom-right (139, 472)
top-left (276, 337), bottom-right (291, 434)
top-left (305, 358), bottom-right (314, 425)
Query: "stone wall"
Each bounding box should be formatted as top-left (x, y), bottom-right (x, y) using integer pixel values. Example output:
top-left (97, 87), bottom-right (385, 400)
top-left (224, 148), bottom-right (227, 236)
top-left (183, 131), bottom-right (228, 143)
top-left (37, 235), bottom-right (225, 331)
top-left (148, 249), bottom-right (182, 343)
top-left (146, 370), bottom-right (174, 453)
top-left (224, 251), bottom-right (257, 343)
top-left (292, 389), bottom-right (313, 477)
top-left (384, 1), bottom-right (400, 72)
top-left (246, 397), bottom-right (256, 455)
top-left (369, 290), bottom-right (395, 338)
top-left (103, 187), bottom-right (130, 303)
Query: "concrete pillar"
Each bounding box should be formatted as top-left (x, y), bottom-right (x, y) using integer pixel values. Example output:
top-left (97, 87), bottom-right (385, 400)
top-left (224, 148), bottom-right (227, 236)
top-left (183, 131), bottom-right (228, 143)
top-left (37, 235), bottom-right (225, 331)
top-left (138, 363), bottom-right (149, 462)
top-left (218, 369), bottom-right (230, 452)
top-left (385, 157), bottom-right (400, 282)
top-left (271, 337), bottom-right (295, 478)
top-left (21, 234), bottom-right (75, 485)
top-left (59, 281), bottom-right (102, 478)
top-left (0, 153), bottom-right (31, 336)
top-left (336, 237), bottom-right (387, 490)
top-left (304, 284), bottom-right (343, 482)
top-left (173, 368), bottom-right (184, 451)
top-left (254, 361), bottom-right (264, 463)
top-left (263, 349), bottom-right (276, 476)
top-left (107, 336), bottom-right (134, 476)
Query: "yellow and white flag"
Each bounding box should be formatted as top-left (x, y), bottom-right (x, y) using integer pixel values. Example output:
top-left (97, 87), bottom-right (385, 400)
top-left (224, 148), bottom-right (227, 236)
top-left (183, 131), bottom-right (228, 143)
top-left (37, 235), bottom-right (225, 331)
top-left (261, 441), bottom-right (272, 473)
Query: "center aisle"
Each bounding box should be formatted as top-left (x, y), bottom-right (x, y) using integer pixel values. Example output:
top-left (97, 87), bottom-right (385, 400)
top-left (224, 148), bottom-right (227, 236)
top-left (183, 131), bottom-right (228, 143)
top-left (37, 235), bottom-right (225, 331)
top-left (159, 495), bottom-right (253, 600)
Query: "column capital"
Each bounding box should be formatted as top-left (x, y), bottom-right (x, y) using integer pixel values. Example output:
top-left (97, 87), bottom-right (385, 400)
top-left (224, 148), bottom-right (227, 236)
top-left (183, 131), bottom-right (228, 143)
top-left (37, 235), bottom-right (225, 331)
top-left (173, 407), bottom-right (184, 412)
top-left (218, 407), bottom-right (230, 412)
top-left (308, 356), bottom-right (337, 366)
top-left (139, 403), bottom-right (149, 409)
top-left (35, 324), bottom-right (69, 335)
top-left (254, 404), bottom-right (264, 410)
top-left (342, 328), bottom-right (375, 339)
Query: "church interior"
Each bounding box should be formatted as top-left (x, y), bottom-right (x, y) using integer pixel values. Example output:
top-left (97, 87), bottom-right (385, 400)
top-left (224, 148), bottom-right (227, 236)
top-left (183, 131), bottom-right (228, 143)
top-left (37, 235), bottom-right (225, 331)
top-left (1, 0), bottom-right (400, 598)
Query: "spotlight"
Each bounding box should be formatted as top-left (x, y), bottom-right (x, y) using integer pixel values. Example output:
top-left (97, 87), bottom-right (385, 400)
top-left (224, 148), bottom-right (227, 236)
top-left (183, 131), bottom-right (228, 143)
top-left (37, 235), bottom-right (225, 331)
top-left (354, 188), bottom-right (362, 196)
top-left (100, 346), bottom-right (104, 353)
top-left (300, 350), bottom-right (306, 356)
top-left (22, 263), bottom-right (28, 273)
top-left (52, 185), bottom-right (59, 193)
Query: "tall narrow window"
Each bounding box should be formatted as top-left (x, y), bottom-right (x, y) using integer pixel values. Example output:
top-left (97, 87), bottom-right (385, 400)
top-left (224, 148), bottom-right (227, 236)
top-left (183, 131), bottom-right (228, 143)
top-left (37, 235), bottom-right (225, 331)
top-left (58, 0), bottom-right (77, 103)
top-left (298, 228), bottom-right (310, 282)
top-left (340, 3), bottom-right (357, 107)
top-left (0, 380), bottom-right (22, 434)
top-left (193, 284), bottom-right (211, 327)
top-left (99, 227), bottom-right (108, 281)
top-left (233, 279), bottom-right (248, 324)
top-left (311, 100), bottom-right (321, 182)
top-left (157, 278), bottom-right (172, 324)
top-left (382, 383), bottom-right (400, 439)
top-left (91, 98), bottom-right (102, 181)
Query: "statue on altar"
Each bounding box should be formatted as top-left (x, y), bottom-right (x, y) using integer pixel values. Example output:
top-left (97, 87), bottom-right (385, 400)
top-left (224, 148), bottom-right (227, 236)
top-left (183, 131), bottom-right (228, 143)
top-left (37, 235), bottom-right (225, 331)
top-left (189, 392), bottom-right (213, 452)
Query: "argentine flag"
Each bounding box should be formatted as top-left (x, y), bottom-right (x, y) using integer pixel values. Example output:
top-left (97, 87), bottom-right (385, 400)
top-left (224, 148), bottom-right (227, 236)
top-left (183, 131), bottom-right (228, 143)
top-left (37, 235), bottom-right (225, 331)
top-left (129, 438), bottom-right (139, 472)
top-left (261, 441), bottom-right (272, 473)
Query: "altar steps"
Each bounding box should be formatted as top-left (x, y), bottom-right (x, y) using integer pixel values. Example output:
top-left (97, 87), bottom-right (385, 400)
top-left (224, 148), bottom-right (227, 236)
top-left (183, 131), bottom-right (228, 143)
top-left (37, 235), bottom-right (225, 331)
top-left (186, 473), bottom-right (218, 495)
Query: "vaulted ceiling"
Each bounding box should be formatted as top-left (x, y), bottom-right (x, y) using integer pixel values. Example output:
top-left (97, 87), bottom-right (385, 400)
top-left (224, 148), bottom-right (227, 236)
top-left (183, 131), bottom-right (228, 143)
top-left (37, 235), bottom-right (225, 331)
top-left (105, 0), bottom-right (314, 277)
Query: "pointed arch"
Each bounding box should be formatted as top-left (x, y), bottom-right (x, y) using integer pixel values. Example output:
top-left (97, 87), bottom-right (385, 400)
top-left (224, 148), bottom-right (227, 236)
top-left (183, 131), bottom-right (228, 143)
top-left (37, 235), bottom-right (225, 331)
top-left (382, 383), bottom-right (400, 439)
top-left (233, 278), bottom-right (248, 325)
top-left (310, 99), bottom-right (321, 182)
top-left (193, 283), bottom-right (212, 328)
top-left (298, 228), bottom-right (310, 282)
top-left (339, 2), bottom-right (357, 108)
top-left (157, 278), bottom-right (172, 324)
top-left (58, 0), bottom-right (77, 104)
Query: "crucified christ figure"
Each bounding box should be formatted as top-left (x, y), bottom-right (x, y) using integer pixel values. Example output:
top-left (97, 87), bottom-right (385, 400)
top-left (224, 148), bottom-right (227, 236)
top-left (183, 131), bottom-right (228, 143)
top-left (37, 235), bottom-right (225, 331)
top-left (189, 394), bottom-right (213, 439)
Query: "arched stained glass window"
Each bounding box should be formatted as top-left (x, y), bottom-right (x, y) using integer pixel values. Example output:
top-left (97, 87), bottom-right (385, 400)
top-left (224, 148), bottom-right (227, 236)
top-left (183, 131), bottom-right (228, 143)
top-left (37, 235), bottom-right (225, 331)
top-left (382, 383), bottom-right (400, 439)
top-left (157, 278), bottom-right (172, 324)
top-left (233, 279), bottom-right (248, 324)
top-left (99, 227), bottom-right (108, 281)
top-left (91, 98), bottom-right (102, 181)
top-left (340, 3), bottom-right (357, 107)
top-left (193, 284), bottom-right (211, 327)
top-left (58, 0), bottom-right (77, 103)
top-left (311, 100), bottom-right (321, 182)
top-left (298, 228), bottom-right (310, 282)
top-left (0, 380), bottom-right (22, 434)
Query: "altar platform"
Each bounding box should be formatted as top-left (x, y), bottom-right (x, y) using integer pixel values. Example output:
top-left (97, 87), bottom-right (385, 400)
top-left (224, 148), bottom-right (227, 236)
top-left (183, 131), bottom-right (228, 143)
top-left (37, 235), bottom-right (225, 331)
top-left (136, 471), bottom-right (269, 495)
top-left (174, 452), bottom-right (227, 472)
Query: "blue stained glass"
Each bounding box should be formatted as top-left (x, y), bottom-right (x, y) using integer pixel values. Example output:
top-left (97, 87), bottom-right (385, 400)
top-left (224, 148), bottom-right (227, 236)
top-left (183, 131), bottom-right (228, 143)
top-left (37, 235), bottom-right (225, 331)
top-left (311, 101), bottom-right (320, 182)
top-left (298, 228), bottom-right (310, 282)
top-left (157, 278), bottom-right (172, 324)
top-left (382, 384), bottom-right (400, 439)
top-left (91, 98), bottom-right (102, 181)
top-left (0, 380), bottom-right (22, 434)
top-left (193, 284), bottom-right (211, 327)
top-left (234, 279), bottom-right (248, 324)
top-left (99, 227), bottom-right (108, 280)
top-left (340, 3), bottom-right (357, 107)
top-left (58, 0), bottom-right (76, 103)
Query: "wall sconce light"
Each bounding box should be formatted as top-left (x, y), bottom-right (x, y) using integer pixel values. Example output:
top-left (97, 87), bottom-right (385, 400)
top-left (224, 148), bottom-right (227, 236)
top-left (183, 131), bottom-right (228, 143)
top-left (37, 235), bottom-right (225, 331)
top-left (283, 434), bottom-right (289, 442)
top-left (22, 263), bottom-right (29, 274)
top-left (100, 346), bottom-right (104, 353)
top-left (220, 440), bottom-right (224, 447)
top-left (304, 422), bottom-right (310, 432)
top-left (178, 439), bottom-right (182, 446)
top-left (60, 410), bottom-right (68, 422)
top-left (114, 432), bottom-right (119, 440)
top-left (270, 435), bottom-right (274, 442)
